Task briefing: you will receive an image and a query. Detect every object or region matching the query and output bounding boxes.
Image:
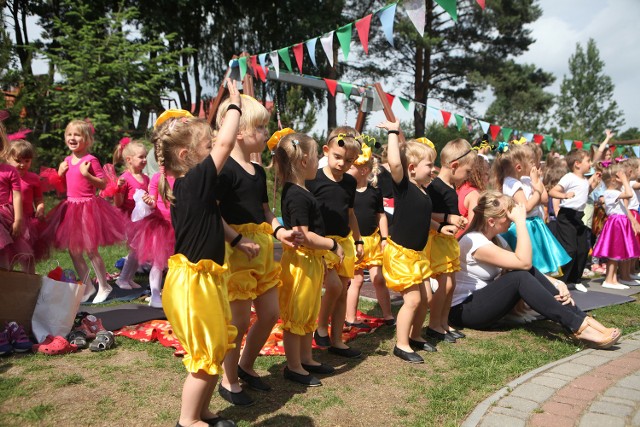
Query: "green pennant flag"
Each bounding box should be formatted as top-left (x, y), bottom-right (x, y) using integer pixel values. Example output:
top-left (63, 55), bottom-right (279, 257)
top-left (278, 47), bottom-right (293, 72)
top-left (399, 97), bottom-right (411, 111)
top-left (544, 135), bottom-right (554, 151)
top-left (336, 23), bottom-right (353, 61)
top-left (434, 0), bottom-right (458, 22)
top-left (583, 142), bottom-right (592, 152)
top-left (339, 82), bottom-right (354, 98)
top-left (502, 127), bottom-right (513, 142)
top-left (238, 56), bottom-right (247, 80)
top-left (454, 113), bottom-right (464, 131)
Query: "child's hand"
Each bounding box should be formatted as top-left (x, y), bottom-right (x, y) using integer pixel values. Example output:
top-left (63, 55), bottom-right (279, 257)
top-left (507, 202), bottom-right (527, 224)
top-left (58, 161), bottom-right (69, 176)
top-left (448, 214), bottom-right (467, 229)
top-left (605, 129), bottom-right (614, 140)
top-left (333, 242), bottom-right (345, 264)
top-left (439, 224), bottom-right (458, 236)
top-left (376, 120), bottom-right (400, 133)
top-left (632, 220), bottom-right (640, 235)
top-left (530, 166), bottom-right (540, 183)
top-left (226, 78), bottom-right (242, 109)
top-left (355, 242), bottom-right (364, 262)
top-left (142, 193), bottom-right (155, 206)
top-left (279, 229), bottom-right (303, 249)
top-left (11, 219), bottom-right (22, 238)
top-left (35, 205), bottom-right (45, 220)
top-left (565, 191), bottom-right (575, 199)
top-left (117, 177), bottom-right (125, 188)
top-left (79, 161), bottom-right (93, 178)
top-left (380, 239), bottom-right (387, 251)
top-left (236, 237), bottom-right (260, 260)
top-left (616, 170), bottom-right (628, 181)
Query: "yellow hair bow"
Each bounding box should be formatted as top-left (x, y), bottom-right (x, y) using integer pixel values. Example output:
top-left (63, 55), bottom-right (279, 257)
top-left (267, 128), bottom-right (295, 151)
top-left (415, 137), bottom-right (435, 149)
top-left (354, 143), bottom-right (372, 165)
top-left (513, 137), bottom-right (527, 145)
top-left (154, 109), bottom-right (194, 129)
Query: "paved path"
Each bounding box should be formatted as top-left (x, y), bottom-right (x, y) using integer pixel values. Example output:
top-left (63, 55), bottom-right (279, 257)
top-left (463, 330), bottom-right (640, 427)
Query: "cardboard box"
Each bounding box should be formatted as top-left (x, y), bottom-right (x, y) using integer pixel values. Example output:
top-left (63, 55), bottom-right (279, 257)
top-left (0, 269), bottom-right (42, 334)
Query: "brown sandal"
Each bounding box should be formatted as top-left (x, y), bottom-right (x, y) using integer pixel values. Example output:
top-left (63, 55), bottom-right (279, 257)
top-left (573, 317), bottom-right (621, 349)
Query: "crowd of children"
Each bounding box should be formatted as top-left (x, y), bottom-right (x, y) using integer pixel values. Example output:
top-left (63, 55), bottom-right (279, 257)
top-left (0, 84), bottom-right (629, 425)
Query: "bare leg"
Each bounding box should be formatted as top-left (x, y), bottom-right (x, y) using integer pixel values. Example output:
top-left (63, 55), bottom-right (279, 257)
top-left (370, 266), bottom-right (393, 320)
top-left (428, 273), bottom-right (448, 334)
top-left (70, 250), bottom-right (95, 302)
top-left (116, 251), bottom-right (140, 289)
top-left (316, 268), bottom-right (341, 337)
top-left (605, 260), bottom-right (619, 285)
top-left (178, 371), bottom-right (216, 427)
top-left (88, 251), bottom-right (112, 303)
top-left (396, 284), bottom-right (421, 352)
top-left (148, 266), bottom-right (163, 308)
top-left (199, 376), bottom-right (219, 420)
top-left (345, 270), bottom-right (365, 323)
top-left (283, 331), bottom-right (308, 375)
top-left (300, 332), bottom-right (319, 366)
top-left (410, 281), bottom-right (430, 341)
top-left (439, 273), bottom-right (455, 331)
top-left (239, 287), bottom-right (279, 376)
top-left (221, 299), bottom-right (252, 393)
top-left (329, 276), bottom-right (351, 349)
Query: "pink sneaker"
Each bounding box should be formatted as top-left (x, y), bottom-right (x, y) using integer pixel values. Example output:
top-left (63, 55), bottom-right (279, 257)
top-left (0, 329), bottom-right (12, 355)
top-left (5, 322), bottom-right (33, 353)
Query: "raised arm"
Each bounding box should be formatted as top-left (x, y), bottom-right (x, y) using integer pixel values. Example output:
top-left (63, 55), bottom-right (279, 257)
top-left (211, 78), bottom-right (242, 172)
top-left (377, 120), bottom-right (403, 184)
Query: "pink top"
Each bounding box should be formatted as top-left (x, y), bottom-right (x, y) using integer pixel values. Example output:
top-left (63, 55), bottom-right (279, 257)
top-left (64, 154), bottom-right (105, 198)
top-left (19, 171), bottom-right (43, 217)
top-left (149, 172), bottom-right (175, 222)
top-left (457, 181), bottom-right (478, 218)
top-left (118, 171), bottom-right (150, 216)
top-left (0, 163), bottom-right (21, 205)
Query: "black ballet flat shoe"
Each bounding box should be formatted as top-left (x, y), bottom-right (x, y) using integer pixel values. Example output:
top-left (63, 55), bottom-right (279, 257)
top-left (448, 329), bottom-right (466, 339)
top-left (409, 338), bottom-right (438, 352)
top-left (301, 362), bottom-right (336, 374)
top-left (393, 346), bottom-right (424, 364)
top-left (345, 320), bottom-right (372, 330)
top-left (218, 384), bottom-right (255, 406)
top-left (202, 416), bottom-right (237, 427)
top-left (283, 366), bottom-right (322, 387)
top-left (384, 318), bottom-right (397, 327)
top-left (237, 365), bottom-right (271, 391)
top-left (313, 330), bottom-right (331, 348)
top-left (328, 346), bottom-right (362, 358)
top-left (426, 327), bottom-right (456, 343)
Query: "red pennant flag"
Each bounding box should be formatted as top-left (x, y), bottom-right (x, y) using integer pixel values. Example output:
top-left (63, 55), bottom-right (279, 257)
top-left (385, 93), bottom-right (395, 107)
top-left (355, 14), bottom-right (373, 54)
top-left (292, 43), bottom-right (304, 74)
top-left (441, 110), bottom-right (452, 127)
top-left (251, 56), bottom-right (266, 82)
top-left (533, 134), bottom-right (544, 145)
top-left (489, 124), bottom-right (501, 141)
top-left (324, 78), bottom-right (337, 97)
top-left (476, 0), bottom-right (486, 9)
top-left (575, 140), bottom-right (583, 149)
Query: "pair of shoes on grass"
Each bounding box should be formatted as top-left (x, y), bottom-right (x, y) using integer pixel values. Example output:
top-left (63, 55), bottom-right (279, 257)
top-left (67, 330), bottom-right (115, 352)
top-left (0, 322), bottom-right (34, 356)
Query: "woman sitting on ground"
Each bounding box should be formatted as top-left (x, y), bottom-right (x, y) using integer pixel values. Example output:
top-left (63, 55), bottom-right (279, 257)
top-left (449, 190), bottom-right (621, 349)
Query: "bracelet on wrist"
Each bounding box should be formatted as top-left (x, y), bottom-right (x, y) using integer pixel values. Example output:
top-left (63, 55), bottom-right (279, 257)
top-left (354, 240), bottom-right (364, 246)
top-left (443, 213), bottom-right (449, 224)
top-left (330, 238), bottom-right (338, 252)
top-left (273, 225), bottom-right (285, 239)
top-left (387, 130), bottom-right (400, 135)
top-left (230, 233), bottom-right (243, 247)
top-left (380, 237), bottom-right (387, 241)
top-left (227, 104), bottom-right (242, 115)
top-left (437, 223), bottom-right (446, 233)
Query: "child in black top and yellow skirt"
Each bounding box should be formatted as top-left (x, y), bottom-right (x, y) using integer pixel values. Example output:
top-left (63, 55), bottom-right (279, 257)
top-left (154, 78), bottom-right (240, 427)
top-left (379, 121), bottom-right (458, 364)
top-left (274, 133), bottom-right (344, 387)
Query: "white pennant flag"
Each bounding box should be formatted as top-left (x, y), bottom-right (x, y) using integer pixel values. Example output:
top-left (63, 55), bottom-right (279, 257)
top-left (633, 146), bottom-right (640, 158)
top-left (306, 38), bottom-right (318, 68)
top-left (269, 51), bottom-right (280, 78)
top-left (320, 32), bottom-right (335, 67)
top-left (258, 53), bottom-right (268, 74)
top-left (404, 0), bottom-right (426, 37)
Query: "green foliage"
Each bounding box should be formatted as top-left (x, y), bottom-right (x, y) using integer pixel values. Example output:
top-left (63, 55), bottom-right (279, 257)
top-left (557, 38), bottom-right (625, 142)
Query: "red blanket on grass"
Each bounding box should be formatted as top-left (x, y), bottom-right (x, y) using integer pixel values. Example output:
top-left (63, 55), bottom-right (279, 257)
top-left (115, 310), bottom-right (385, 357)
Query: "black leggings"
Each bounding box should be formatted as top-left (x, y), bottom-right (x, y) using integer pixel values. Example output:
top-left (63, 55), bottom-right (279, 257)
top-left (449, 268), bottom-right (587, 332)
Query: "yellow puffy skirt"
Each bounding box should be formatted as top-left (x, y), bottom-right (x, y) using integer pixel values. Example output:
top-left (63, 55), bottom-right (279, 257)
top-left (355, 230), bottom-right (383, 270)
top-left (279, 246), bottom-right (326, 336)
top-left (224, 222), bottom-right (282, 301)
top-left (424, 230), bottom-right (461, 276)
top-left (324, 233), bottom-right (356, 278)
top-left (163, 254), bottom-right (237, 375)
top-left (382, 238), bottom-right (431, 292)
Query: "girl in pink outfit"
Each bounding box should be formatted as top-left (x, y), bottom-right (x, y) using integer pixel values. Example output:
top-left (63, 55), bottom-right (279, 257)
top-left (43, 120), bottom-right (125, 303)
top-left (6, 139), bottom-right (47, 271)
top-left (0, 124), bottom-right (29, 270)
top-left (127, 170), bottom-right (175, 308)
top-left (112, 139), bottom-right (149, 290)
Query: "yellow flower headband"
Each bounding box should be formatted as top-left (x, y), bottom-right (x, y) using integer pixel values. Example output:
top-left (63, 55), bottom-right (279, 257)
top-left (154, 109), bottom-right (194, 129)
top-left (415, 137), bottom-right (435, 149)
top-left (267, 128), bottom-right (295, 151)
top-left (354, 143), bottom-right (372, 165)
top-left (513, 137), bottom-right (527, 145)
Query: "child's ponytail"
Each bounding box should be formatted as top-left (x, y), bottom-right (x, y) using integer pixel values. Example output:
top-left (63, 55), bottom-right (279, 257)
top-left (0, 121), bottom-right (8, 160)
top-left (369, 156), bottom-right (380, 188)
top-left (154, 137), bottom-right (175, 206)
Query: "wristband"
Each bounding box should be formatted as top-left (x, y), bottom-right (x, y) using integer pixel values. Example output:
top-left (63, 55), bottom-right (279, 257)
top-left (380, 237), bottom-right (387, 241)
top-left (443, 213), bottom-right (449, 224)
top-left (273, 225), bottom-right (285, 239)
top-left (387, 130), bottom-right (400, 135)
top-left (330, 239), bottom-right (338, 251)
top-left (354, 240), bottom-right (364, 246)
top-left (230, 233), bottom-right (243, 247)
top-left (227, 104), bottom-right (242, 115)
top-left (437, 223), bottom-right (446, 233)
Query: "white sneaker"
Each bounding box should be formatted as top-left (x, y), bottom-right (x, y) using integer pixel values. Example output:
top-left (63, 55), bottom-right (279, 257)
top-left (81, 281), bottom-right (97, 302)
top-left (115, 279), bottom-right (132, 290)
top-left (618, 279), bottom-right (640, 287)
top-left (629, 274), bottom-right (640, 280)
top-left (602, 282), bottom-right (630, 290)
top-left (149, 296), bottom-right (163, 309)
top-left (574, 283), bottom-right (589, 293)
top-left (92, 285), bottom-right (113, 304)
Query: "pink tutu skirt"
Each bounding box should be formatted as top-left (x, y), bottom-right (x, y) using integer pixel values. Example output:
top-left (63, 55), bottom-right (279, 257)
top-left (128, 211), bottom-right (174, 269)
top-left (25, 217), bottom-right (49, 261)
top-left (0, 204), bottom-right (33, 263)
top-left (593, 214), bottom-right (640, 260)
top-left (43, 196), bottom-right (125, 253)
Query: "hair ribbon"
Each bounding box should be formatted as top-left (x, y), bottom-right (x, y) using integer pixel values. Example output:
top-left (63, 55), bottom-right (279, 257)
top-left (119, 137), bottom-right (131, 149)
top-left (415, 137), bottom-right (435, 149)
top-left (154, 109), bottom-right (194, 129)
top-left (599, 160), bottom-right (612, 168)
top-left (496, 141), bottom-right (509, 153)
top-left (267, 127), bottom-right (295, 151)
top-left (354, 143), bottom-right (372, 165)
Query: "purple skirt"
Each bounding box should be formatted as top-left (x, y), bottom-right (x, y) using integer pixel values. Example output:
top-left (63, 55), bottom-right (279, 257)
top-left (593, 214), bottom-right (640, 260)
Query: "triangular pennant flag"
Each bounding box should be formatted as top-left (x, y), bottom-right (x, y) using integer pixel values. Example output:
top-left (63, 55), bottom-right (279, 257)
top-left (355, 14), bottom-right (372, 54)
top-left (278, 47), bottom-right (293, 72)
top-left (489, 124), bottom-right (501, 141)
top-left (320, 32), bottom-right (335, 67)
top-left (441, 110), bottom-right (452, 127)
top-left (250, 55), bottom-right (266, 83)
top-left (544, 136), bottom-right (554, 151)
top-left (427, 105), bottom-right (440, 120)
top-left (454, 114), bottom-right (464, 131)
top-left (238, 56), bottom-right (247, 80)
top-left (305, 38), bottom-right (318, 68)
top-left (633, 146), bottom-right (640, 158)
top-left (583, 142), bottom-right (592, 152)
top-left (324, 78), bottom-right (337, 97)
top-left (466, 118), bottom-right (474, 133)
top-left (249, 55), bottom-right (258, 75)
top-left (339, 82), bottom-right (354, 98)
top-left (336, 23), bottom-right (353, 61)
top-left (377, 3), bottom-right (397, 47)
top-left (399, 97), bottom-right (411, 111)
top-left (533, 134), bottom-right (544, 145)
top-left (502, 127), bottom-right (513, 142)
top-left (292, 43), bottom-right (304, 74)
top-left (385, 93), bottom-right (395, 107)
top-left (574, 140), bottom-right (583, 150)
top-left (477, 120), bottom-right (490, 134)
top-left (269, 51), bottom-right (280, 78)
top-left (523, 132), bottom-right (534, 142)
top-left (258, 53), bottom-right (268, 74)
top-left (563, 139), bottom-right (573, 152)
top-left (404, 0), bottom-right (426, 37)
top-left (476, 0), bottom-right (486, 9)
top-left (434, 0), bottom-right (458, 22)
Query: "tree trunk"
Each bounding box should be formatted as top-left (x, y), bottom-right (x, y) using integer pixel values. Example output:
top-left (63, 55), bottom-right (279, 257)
top-left (326, 48), bottom-right (338, 130)
top-left (413, 3), bottom-right (433, 137)
top-left (193, 51), bottom-right (202, 117)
